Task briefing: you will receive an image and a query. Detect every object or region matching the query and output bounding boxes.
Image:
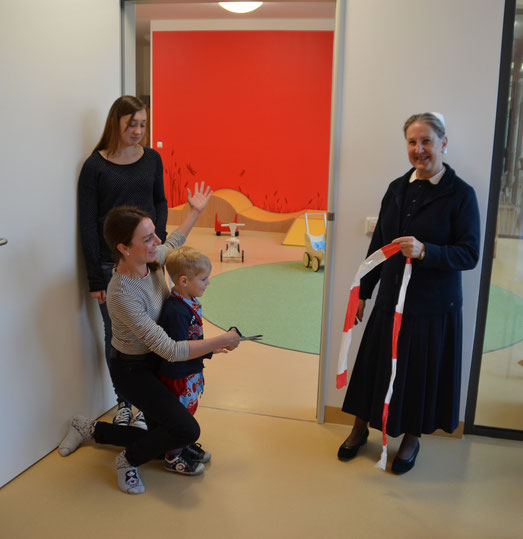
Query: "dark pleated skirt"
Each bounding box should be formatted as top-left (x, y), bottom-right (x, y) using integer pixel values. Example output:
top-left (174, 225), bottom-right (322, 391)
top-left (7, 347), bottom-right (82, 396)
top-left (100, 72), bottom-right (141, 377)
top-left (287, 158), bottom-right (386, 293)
top-left (341, 306), bottom-right (462, 437)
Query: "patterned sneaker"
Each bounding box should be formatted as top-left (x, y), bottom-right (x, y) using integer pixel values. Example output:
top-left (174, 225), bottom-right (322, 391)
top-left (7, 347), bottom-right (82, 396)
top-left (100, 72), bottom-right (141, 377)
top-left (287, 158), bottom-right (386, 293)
top-left (132, 411), bottom-right (147, 430)
top-left (185, 442), bottom-right (211, 463)
top-left (113, 402), bottom-right (132, 427)
top-left (164, 449), bottom-right (205, 475)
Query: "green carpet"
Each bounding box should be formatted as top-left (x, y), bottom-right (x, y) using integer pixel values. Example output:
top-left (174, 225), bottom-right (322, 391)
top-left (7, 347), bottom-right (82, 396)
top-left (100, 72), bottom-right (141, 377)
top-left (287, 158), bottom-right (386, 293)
top-left (202, 264), bottom-right (523, 355)
top-left (483, 285), bottom-right (523, 353)
top-left (202, 261), bottom-right (324, 354)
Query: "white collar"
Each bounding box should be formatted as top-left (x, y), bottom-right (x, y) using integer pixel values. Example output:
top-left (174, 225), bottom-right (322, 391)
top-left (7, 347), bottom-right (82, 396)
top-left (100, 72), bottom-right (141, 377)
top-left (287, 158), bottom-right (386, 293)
top-left (409, 166), bottom-right (446, 185)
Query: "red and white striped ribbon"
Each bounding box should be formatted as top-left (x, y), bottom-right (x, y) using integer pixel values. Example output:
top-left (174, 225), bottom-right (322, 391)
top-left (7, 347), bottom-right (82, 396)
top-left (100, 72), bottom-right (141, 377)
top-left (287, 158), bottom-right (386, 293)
top-left (336, 243), bottom-right (412, 471)
top-left (336, 243), bottom-right (401, 389)
top-left (375, 257), bottom-right (411, 470)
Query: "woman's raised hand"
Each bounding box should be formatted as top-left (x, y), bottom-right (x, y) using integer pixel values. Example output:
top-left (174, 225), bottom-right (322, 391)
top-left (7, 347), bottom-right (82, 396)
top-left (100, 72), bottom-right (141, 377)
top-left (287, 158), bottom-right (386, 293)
top-left (187, 181), bottom-right (213, 213)
top-left (392, 236), bottom-right (425, 259)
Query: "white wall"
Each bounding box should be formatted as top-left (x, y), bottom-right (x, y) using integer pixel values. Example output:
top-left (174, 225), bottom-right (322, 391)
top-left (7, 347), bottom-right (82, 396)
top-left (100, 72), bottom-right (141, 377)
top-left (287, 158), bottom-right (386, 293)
top-left (0, 0), bottom-right (121, 487)
top-left (324, 0), bottom-right (506, 420)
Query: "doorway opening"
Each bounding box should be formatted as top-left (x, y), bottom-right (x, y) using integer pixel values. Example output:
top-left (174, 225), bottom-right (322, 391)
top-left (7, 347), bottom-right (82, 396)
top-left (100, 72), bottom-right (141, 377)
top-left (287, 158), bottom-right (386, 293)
top-left (132, 1), bottom-right (337, 422)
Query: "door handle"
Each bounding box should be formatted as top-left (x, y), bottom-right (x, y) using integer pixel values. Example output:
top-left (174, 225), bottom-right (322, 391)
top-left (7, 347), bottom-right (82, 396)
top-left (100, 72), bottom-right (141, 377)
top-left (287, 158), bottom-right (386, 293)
top-left (0, 238), bottom-right (7, 246)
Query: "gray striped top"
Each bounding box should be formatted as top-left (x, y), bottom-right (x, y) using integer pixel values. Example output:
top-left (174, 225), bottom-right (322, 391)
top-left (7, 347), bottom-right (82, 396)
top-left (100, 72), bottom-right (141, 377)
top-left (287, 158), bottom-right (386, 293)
top-left (106, 229), bottom-right (190, 361)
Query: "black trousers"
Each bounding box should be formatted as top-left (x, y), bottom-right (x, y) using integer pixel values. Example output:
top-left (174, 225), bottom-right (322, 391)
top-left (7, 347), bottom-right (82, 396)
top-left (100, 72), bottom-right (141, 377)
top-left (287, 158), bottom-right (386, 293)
top-left (98, 263), bottom-right (130, 406)
top-left (93, 350), bottom-right (200, 467)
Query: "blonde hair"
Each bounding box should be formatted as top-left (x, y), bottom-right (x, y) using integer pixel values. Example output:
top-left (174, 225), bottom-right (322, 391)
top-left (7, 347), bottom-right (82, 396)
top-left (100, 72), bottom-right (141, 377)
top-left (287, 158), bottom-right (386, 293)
top-left (165, 246), bottom-right (211, 282)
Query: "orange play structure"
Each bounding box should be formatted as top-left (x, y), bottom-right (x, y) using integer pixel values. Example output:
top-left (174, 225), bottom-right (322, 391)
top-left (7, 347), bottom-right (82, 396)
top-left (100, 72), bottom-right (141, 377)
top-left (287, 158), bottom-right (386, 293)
top-left (167, 189), bottom-right (326, 245)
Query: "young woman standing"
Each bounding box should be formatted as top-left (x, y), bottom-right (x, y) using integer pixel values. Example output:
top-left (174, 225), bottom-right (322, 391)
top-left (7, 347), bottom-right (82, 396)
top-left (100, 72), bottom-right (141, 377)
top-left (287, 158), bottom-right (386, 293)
top-left (78, 96), bottom-right (167, 428)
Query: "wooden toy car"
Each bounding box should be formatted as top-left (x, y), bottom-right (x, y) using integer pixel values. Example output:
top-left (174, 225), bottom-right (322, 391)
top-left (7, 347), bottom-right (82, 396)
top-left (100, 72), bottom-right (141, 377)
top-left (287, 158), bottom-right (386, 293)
top-left (303, 213), bottom-right (326, 272)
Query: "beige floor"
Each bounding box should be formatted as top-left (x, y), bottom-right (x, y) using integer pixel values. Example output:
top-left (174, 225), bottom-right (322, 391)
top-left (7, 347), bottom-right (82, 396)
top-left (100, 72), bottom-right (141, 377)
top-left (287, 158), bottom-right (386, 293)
top-left (0, 407), bottom-right (521, 539)
top-left (1, 228), bottom-right (521, 538)
top-left (183, 226), bottom-right (306, 277)
top-left (202, 323), bottom-right (318, 421)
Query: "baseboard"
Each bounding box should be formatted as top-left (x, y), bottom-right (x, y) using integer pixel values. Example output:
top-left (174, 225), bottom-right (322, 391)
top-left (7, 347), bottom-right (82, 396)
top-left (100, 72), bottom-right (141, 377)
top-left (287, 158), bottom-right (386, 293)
top-left (324, 406), bottom-right (464, 438)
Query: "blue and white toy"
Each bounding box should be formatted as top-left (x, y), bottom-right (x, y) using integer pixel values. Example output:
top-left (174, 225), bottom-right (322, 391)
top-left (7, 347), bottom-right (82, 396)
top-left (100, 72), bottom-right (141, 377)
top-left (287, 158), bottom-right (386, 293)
top-left (302, 212), bottom-right (327, 272)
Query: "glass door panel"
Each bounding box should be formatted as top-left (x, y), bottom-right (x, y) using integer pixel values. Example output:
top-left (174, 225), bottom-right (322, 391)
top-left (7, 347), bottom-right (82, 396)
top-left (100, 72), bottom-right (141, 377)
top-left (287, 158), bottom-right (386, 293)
top-left (474, 7), bottom-right (523, 432)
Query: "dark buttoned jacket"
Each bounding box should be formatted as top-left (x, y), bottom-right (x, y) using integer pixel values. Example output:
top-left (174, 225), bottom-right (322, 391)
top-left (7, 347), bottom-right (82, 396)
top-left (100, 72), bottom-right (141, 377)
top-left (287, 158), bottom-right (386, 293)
top-left (360, 164), bottom-right (481, 315)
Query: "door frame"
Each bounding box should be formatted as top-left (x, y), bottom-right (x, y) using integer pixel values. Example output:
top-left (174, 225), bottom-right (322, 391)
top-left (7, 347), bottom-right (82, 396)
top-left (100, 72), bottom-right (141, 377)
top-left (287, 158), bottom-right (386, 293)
top-left (122, 0), bottom-right (345, 423)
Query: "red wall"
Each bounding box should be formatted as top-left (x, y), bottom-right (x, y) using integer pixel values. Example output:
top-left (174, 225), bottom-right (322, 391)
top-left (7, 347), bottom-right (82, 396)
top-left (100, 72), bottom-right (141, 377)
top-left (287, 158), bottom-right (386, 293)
top-left (152, 30), bottom-right (333, 212)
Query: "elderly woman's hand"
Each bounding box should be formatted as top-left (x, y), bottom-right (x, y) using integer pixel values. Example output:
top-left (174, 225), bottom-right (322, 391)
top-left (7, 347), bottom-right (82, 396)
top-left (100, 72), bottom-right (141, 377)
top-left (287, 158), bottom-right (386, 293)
top-left (187, 181), bottom-right (213, 213)
top-left (392, 236), bottom-right (425, 259)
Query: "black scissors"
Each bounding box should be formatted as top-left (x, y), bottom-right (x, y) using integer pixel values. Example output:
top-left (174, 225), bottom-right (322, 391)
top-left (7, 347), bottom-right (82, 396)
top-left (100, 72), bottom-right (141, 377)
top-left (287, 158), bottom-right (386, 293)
top-left (228, 326), bottom-right (263, 342)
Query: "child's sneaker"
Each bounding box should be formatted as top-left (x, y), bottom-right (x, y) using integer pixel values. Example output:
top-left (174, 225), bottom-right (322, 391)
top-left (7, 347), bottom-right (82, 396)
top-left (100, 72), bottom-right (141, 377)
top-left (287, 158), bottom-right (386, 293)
top-left (163, 449), bottom-right (205, 475)
top-left (132, 410), bottom-right (147, 430)
top-left (185, 442), bottom-right (211, 463)
top-left (113, 402), bottom-right (132, 427)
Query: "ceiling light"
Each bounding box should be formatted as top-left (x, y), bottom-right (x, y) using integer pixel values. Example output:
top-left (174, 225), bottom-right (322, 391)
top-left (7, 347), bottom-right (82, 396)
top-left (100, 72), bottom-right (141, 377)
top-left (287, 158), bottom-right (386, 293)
top-left (219, 2), bottom-right (263, 14)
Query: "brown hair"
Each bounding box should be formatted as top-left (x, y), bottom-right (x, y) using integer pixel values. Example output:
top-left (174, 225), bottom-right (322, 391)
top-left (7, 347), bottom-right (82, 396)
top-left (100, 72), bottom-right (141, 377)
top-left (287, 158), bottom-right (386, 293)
top-left (165, 246), bottom-right (212, 283)
top-left (403, 113), bottom-right (446, 140)
top-left (93, 96), bottom-right (149, 156)
top-left (103, 205), bottom-right (160, 270)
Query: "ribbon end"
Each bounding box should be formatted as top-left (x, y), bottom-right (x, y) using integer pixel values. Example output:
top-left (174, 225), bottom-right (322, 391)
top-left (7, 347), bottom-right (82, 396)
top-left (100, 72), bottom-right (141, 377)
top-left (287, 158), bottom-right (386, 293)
top-left (375, 446), bottom-right (388, 471)
top-left (336, 371), bottom-right (347, 389)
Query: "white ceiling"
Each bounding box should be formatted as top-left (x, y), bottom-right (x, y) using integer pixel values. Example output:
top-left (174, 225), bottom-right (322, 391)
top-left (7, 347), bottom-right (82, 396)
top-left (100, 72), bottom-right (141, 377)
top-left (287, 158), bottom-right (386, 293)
top-left (135, 2), bottom-right (336, 45)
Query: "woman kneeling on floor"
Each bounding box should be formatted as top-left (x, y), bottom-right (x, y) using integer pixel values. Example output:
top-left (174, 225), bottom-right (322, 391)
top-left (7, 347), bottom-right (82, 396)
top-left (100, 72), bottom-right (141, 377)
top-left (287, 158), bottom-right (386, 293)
top-left (59, 185), bottom-right (241, 494)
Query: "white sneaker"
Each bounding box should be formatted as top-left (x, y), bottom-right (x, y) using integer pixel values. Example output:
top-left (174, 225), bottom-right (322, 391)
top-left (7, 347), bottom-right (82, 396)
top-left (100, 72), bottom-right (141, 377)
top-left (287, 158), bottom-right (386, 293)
top-left (113, 403), bottom-right (132, 427)
top-left (132, 410), bottom-right (148, 430)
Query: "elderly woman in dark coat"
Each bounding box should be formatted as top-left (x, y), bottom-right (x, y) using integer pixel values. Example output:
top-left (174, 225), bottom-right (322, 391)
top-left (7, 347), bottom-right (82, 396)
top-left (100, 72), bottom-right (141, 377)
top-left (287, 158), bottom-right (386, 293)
top-left (337, 113), bottom-right (480, 474)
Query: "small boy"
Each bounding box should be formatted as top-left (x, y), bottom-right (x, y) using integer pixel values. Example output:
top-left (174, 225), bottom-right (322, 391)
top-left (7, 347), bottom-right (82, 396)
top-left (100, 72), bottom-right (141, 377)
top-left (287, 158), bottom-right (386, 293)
top-left (158, 246), bottom-right (214, 475)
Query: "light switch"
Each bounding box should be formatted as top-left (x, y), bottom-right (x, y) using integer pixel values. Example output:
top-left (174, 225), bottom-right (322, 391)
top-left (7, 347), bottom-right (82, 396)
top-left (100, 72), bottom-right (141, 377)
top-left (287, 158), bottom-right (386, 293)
top-left (365, 217), bottom-right (378, 235)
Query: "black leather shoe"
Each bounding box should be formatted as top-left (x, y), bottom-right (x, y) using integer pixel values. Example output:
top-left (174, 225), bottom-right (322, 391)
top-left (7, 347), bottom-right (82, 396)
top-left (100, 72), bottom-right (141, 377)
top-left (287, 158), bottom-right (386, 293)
top-left (337, 429), bottom-right (369, 461)
top-left (391, 440), bottom-right (420, 474)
